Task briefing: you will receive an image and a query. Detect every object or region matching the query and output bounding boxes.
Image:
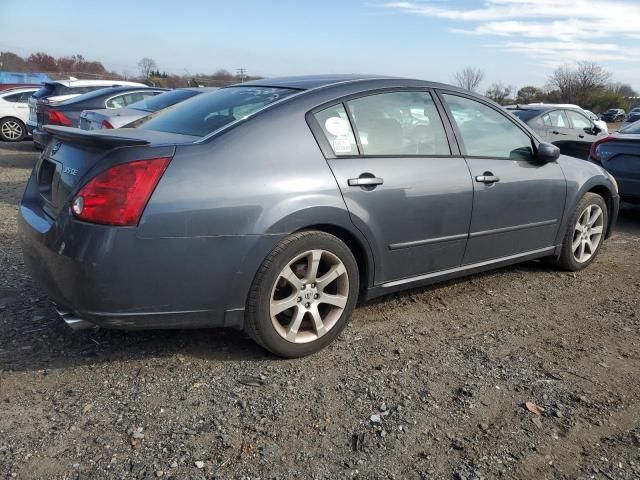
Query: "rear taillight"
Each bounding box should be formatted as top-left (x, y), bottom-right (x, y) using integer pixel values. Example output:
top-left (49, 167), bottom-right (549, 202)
top-left (71, 157), bottom-right (171, 226)
top-left (589, 135), bottom-right (616, 162)
top-left (46, 109), bottom-right (73, 126)
top-left (101, 120), bottom-right (114, 129)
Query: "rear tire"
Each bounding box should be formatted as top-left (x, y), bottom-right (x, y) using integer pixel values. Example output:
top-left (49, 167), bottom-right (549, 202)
top-left (245, 231), bottom-right (359, 358)
top-left (0, 118), bottom-right (26, 142)
top-left (553, 192), bottom-right (608, 271)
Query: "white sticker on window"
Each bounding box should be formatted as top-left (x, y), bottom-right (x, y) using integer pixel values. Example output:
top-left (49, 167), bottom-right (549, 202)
top-left (332, 137), bottom-right (352, 154)
top-left (325, 117), bottom-right (350, 137)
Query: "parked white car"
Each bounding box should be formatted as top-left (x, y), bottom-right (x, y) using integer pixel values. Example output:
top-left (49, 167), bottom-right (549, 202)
top-left (0, 87), bottom-right (38, 141)
top-left (26, 78), bottom-right (146, 134)
top-left (526, 104), bottom-right (608, 134)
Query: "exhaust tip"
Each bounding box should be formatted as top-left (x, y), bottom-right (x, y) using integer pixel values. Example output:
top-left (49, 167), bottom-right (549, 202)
top-left (55, 307), bottom-right (97, 331)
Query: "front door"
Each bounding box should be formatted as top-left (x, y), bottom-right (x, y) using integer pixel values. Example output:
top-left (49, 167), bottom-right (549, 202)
top-left (440, 92), bottom-right (566, 265)
top-left (310, 90), bottom-right (474, 283)
top-left (565, 109), bottom-right (601, 160)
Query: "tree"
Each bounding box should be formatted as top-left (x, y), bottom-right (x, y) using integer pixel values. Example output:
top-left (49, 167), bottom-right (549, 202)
top-left (515, 86), bottom-right (544, 104)
top-left (137, 58), bottom-right (157, 80)
top-left (27, 52), bottom-right (57, 71)
top-left (547, 61), bottom-right (610, 107)
top-left (609, 82), bottom-right (638, 98)
top-left (0, 51), bottom-right (29, 71)
top-left (453, 67), bottom-right (485, 92)
top-left (485, 83), bottom-right (513, 105)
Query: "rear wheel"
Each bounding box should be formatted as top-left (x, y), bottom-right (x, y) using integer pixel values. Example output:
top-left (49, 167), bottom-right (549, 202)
top-left (0, 118), bottom-right (25, 142)
top-left (245, 231), bottom-right (359, 357)
top-left (554, 192), bottom-right (608, 271)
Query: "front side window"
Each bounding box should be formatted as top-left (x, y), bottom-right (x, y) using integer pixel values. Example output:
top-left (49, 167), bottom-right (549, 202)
top-left (442, 93), bottom-right (533, 160)
top-left (313, 104), bottom-right (358, 156)
top-left (140, 86), bottom-right (297, 137)
top-left (106, 91), bottom-right (161, 109)
top-left (345, 91), bottom-right (450, 156)
top-left (566, 110), bottom-right (592, 130)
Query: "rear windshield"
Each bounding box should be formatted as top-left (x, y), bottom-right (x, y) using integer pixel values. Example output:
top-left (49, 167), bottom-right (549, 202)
top-left (508, 109), bottom-right (540, 122)
top-left (139, 86), bottom-right (298, 137)
top-left (129, 89), bottom-right (201, 113)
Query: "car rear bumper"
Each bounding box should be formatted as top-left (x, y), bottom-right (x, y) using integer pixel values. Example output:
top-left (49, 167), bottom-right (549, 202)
top-left (18, 174), bottom-right (282, 331)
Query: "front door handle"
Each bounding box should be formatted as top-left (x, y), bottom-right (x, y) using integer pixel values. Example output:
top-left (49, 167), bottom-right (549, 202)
top-left (348, 176), bottom-right (384, 187)
top-left (578, 134), bottom-right (585, 138)
top-left (475, 174), bottom-right (500, 184)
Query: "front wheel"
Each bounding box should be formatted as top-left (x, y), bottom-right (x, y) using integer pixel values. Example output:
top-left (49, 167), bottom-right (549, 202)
top-left (0, 118), bottom-right (26, 142)
top-left (554, 192), bottom-right (608, 271)
top-left (245, 231), bottom-right (359, 357)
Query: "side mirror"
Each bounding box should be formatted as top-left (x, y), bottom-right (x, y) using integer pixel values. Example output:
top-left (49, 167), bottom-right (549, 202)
top-left (536, 142), bottom-right (560, 163)
top-left (592, 124), bottom-right (602, 134)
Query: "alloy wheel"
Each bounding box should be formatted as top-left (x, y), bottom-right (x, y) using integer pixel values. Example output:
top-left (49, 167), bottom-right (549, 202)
top-left (572, 204), bottom-right (604, 263)
top-left (270, 249), bottom-right (349, 344)
top-left (1, 120), bottom-right (23, 141)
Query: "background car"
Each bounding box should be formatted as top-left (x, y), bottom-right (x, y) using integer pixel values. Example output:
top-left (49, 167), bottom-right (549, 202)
top-left (600, 108), bottom-right (626, 122)
top-left (620, 107), bottom-right (640, 129)
top-left (27, 78), bottom-right (146, 139)
top-left (507, 104), bottom-right (606, 159)
top-left (583, 109), bottom-right (608, 133)
top-left (79, 87), bottom-right (216, 130)
top-left (19, 75), bottom-right (618, 358)
top-left (0, 87), bottom-right (38, 142)
top-left (32, 86), bottom-right (166, 148)
top-left (589, 120), bottom-right (640, 203)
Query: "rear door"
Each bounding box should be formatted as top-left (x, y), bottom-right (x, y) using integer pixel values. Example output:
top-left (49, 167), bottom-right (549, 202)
top-left (541, 110), bottom-right (578, 155)
top-left (439, 92), bottom-right (566, 264)
top-left (310, 89), bottom-right (474, 284)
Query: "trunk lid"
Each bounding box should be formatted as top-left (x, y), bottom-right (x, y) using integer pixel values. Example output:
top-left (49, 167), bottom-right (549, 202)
top-left (33, 126), bottom-right (198, 218)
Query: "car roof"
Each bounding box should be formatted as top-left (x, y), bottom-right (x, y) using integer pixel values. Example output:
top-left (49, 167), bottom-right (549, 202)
top-left (236, 74), bottom-right (467, 92)
top-left (45, 79), bottom-right (147, 88)
top-left (505, 104), bottom-right (586, 114)
top-left (55, 86), bottom-right (167, 105)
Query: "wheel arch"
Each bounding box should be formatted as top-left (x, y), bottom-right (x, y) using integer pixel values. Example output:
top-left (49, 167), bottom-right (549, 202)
top-left (294, 223), bottom-right (375, 298)
top-left (587, 183), bottom-right (616, 239)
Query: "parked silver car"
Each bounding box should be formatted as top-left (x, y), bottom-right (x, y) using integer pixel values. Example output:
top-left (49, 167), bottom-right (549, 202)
top-left (79, 88), bottom-right (216, 130)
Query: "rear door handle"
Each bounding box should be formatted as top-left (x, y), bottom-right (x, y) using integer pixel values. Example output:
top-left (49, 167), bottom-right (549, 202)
top-left (578, 134), bottom-right (585, 138)
top-left (475, 175), bottom-right (500, 184)
top-left (348, 177), bottom-right (384, 187)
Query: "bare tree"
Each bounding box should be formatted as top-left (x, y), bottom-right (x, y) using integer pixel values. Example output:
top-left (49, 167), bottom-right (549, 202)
top-left (137, 57), bottom-right (157, 80)
top-left (485, 83), bottom-right (513, 105)
top-left (548, 61), bottom-right (610, 106)
top-left (515, 86), bottom-right (544, 104)
top-left (453, 67), bottom-right (485, 92)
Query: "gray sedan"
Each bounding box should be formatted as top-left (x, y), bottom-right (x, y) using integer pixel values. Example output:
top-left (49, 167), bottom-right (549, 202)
top-left (19, 75), bottom-right (619, 357)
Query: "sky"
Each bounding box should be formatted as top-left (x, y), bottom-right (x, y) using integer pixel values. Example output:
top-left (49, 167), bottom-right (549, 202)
top-left (1, 0), bottom-right (639, 93)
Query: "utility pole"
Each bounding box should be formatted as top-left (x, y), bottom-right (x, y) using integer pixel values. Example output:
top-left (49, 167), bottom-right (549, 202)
top-left (237, 67), bottom-right (247, 83)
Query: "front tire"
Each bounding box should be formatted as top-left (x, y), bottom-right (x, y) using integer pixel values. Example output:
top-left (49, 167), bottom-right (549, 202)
top-left (245, 231), bottom-right (359, 358)
top-left (554, 192), bottom-right (608, 271)
top-left (0, 118), bottom-right (26, 142)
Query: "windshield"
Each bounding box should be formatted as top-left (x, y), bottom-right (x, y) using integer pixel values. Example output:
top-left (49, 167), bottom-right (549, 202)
top-left (139, 86), bottom-right (298, 137)
top-left (508, 109), bottom-right (540, 122)
top-left (128, 89), bottom-right (201, 112)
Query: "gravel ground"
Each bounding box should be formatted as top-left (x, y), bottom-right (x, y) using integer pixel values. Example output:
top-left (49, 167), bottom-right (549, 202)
top-left (1, 141), bottom-right (639, 480)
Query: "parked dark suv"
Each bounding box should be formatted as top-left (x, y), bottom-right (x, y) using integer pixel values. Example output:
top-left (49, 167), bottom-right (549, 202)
top-left (601, 108), bottom-right (626, 122)
top-left (507, 104), bottom-right (606, 159)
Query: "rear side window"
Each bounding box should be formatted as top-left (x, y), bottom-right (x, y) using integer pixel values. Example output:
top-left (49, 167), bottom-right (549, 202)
top-left (346, 91), bottom-right (450, 156)
top-left (443, 93), bottom-right (533, 160)
top-left (314, 104), bottom-right (358, 156)
top-left (106, 91), bottom-right (160, 109)
top-left (3, 92), bottom-right (23, 102)
top-left (139, 87), bottom-right (297, 137)
top-left (542, 110), bottom-right (569, 128)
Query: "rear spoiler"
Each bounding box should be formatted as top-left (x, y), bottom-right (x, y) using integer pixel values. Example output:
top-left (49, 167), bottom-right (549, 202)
top-left (44, 125), bottom-right (150, 147)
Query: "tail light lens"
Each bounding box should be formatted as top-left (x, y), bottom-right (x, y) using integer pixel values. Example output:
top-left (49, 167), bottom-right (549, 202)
top-left (46, 109), bottom-right (73, 126)
top-left (589, 135), bottom-right (615, 162)
top-left (71, 157), bottom-right (171, 226)
top-left (101, 120), bottom-right (114, 129)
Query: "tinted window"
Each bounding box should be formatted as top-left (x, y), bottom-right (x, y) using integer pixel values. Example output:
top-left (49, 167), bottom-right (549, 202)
top-left (314, 104), bottom-right (358, 156)
top-left (346, 91), bottom-right (450, 156)
top-left (509, 109), bottom-right (539, 122)
top-left (542, 110), bottom-right (569, 128)
top-left (620, 121), bottom-right (640, 134)
top-left (140, 87), bottom-right (297, 137)
top-left (128, 89), bottom-right (200, 112)
top-left (3, 92), bottom-right (22, 102)
top-left (106, 91), bottom-right (160, 109)
top-left (443, 94), bottom-right (532, 160)
top-left (566, 110), bottom-right (592, 129)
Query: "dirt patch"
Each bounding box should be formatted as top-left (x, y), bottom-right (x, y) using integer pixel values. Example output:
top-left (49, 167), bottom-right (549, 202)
top-left (1, 142), bottom-right (639, 479)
